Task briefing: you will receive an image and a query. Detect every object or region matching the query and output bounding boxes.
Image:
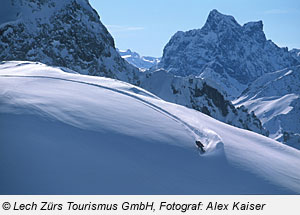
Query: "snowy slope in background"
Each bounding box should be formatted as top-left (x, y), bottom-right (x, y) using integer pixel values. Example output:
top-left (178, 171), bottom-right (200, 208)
top-left (117, 49), bottom-right (160, 71)
top-left (1, 61), bottom-right (300, 194)
top-left (140, 69), bottom-right (267, 135)
top-left (234, 66), bottom-right (300, 149)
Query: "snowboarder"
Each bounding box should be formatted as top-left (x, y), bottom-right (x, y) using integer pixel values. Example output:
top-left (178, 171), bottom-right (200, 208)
top-left (195, 140), bottom-right (205, 153)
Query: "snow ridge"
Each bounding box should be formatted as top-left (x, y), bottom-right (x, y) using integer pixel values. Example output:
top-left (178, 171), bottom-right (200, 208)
top-left (234, 66), bottom-right (300, 148)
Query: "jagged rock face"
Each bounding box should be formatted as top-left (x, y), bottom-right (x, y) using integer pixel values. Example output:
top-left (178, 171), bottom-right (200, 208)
top-left (117, 49), bottom-right (160, 71)
top-left (290, 49), bottom-right (300, 61)
top-left (234, 66), bottom-right (300, 149)
top-left (0, 0), bottom-right (139, 84)
top-left (141, 69), bottom-right (267, 135)
top-left (157, 9), bottom-right (300, 98)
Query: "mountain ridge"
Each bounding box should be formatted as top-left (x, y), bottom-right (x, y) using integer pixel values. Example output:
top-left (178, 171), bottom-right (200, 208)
top-left (156, 9), bottom-right (300, 98)
top-left (140, 69), bottom-right (267, 135)
top-left (117, 48), bottom-right (160, 71)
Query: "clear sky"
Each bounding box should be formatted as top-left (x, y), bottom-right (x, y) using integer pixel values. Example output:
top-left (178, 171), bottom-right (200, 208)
top-left (90, 0), bottom-right (300, 57)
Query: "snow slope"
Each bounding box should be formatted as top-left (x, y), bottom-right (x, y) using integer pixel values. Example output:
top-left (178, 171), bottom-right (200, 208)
top-left (140, 69), bottom-right (267, 135)
top-left (234, 66), bottom-right (300, 149)
top-left (1, 61), bottom-right (300, 194)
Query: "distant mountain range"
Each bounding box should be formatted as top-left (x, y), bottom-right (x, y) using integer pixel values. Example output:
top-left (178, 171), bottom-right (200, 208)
top-left (117, 49), bottom-right (160, 71)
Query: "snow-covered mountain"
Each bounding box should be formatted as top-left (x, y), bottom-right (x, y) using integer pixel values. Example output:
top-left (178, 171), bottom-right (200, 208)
top-left (1, 61), bottom-right (300, 194)
top-left (141, 69), bottom-right (267, 135)
top-left (150, 9), bottom-right (300, 148)
top-left (117, 49), bottom-right (160, 71)
top-left (156, 9), bottom-right (300, 98)
top-left (116, 48), bottom-right (266, 134)
top-left (234, 66), bottom-right (300, 149)
top-left (0, 1), bottom-right (265, 135)
top-left (0, 0), bottom-right (140, 84)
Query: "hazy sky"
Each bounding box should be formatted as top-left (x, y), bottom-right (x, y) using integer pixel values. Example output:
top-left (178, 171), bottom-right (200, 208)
top-left (90, 0), bottom-right (300, 57)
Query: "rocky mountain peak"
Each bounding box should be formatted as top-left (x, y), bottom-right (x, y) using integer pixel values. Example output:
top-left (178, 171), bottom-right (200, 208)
top-left (0, 0), bottom-right (140, 84)
top-left (118, 49), bottom-right (140, 58)
top-left (158, 9), bottom-right (300, 98)
top-left (243, 20), bottom-right (263, 32)
top-left (203, 9), bottom-right (240, 31)
top-left (242, 21), bottom-right (266, 42)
